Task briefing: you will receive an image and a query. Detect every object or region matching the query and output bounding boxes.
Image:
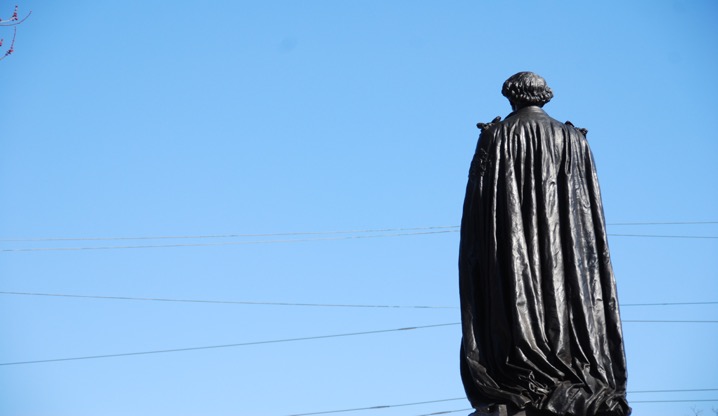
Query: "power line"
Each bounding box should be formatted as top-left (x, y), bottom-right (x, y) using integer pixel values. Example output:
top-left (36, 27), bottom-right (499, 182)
top-left (0, 226), bottom-right (460, 243)
top-left (623, 320), bottom-right (718, 323)
top-left (608, 234), bottom-right (717, 239)
top-left (1, 221), bottom-right (715, 251)
top-left (0, 322), bottom-right (459, 367)
top-left (1, 318), bottom-right (714, 367)
top-left (1, 230), bottom-right (714, 252)
top-left (621, 301), bottom-right (718, 307)
top-left (414, 409), bottom-right (471, 416)
top-left (2, 291), bottom-right (716, 310)
top-left (0, 291), bottom-right (456, 309)
top-left (608, 221), bottom-right (718, 226)
top-left (285, 390), bottom-right (718, 416)
top-left (630, 388), bottom-right (718, 394)
top-left (285, 398), bottom-right (465, 416)
top-left (632, 399), bottom-right (718, 403)
top-left (412, 401), bottom-right (718, 416)
top-left (2, 291), bottom-right (716, 309)
top-left (0, 230), bottom-right (456, 252)
top-left (2, 221), bottom-right (715, 243)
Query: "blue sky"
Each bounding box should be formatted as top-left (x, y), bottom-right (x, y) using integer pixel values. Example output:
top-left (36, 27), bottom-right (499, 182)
top-left (1, 1), bottom-right (717, 415)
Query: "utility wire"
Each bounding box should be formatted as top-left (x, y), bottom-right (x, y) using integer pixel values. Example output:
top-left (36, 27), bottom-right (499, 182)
top-left (629, 388), bottom-right (718, 394)
top-left (1, 291), bottom-right (717, 310)
top-left (2, 221), bottom-right (714, 243)
top-left (1, 221), bottom-right (716, 252)
top-left (286, 390), bottom-right (718, 416)
top-left (0, 230), bottom-right (456, 252)
top-left (607, 234), bottom-right (717, 239)
top-left (0, 322), bottom-right (459, 367)
top-left (0, 291), bottom-right (456, 309)
top-left (1, 231), bottom-right (715, 252)
top-left (623, 320), bottom-right (718, 323)
top-left (1, 319), bottom-right (715, 367)
top-left (412, 401), bottom-right (718, 416)
top-left (621, 301), bottom-right (718, 307)
top-left (285, 398), bottom-right (465, 416)
top-left (0, 226), bottom-right (460, 243)
top-left (631, 399), bottom-right (718, 403)
top-left (607, 221), bottom-right (718, 226)
top-left (414, 409), bottom-right (471, 416)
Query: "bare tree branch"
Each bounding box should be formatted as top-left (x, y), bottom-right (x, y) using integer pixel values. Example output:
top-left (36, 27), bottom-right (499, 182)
top-left (0, 4), bottom-right (31, 61)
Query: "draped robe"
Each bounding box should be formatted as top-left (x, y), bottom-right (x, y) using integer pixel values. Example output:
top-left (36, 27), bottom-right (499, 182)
top-left (459, 106), bottom-right (630, 416)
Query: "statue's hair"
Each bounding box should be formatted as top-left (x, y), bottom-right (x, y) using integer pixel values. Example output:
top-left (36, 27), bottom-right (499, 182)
top-left (501, 72), bottom-right (553, 107)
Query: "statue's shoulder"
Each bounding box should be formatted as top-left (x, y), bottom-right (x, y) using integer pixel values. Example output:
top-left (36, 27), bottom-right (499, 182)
top-left (564, 120), bottom-right (589, 137)
top-left (476, 116), bottom-right (502, 133)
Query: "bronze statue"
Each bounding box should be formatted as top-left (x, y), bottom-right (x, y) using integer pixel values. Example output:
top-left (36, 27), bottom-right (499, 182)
top-left (459, 72), bottom-right (630, 416)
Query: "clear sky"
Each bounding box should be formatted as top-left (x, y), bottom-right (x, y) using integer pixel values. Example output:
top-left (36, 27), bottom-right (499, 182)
top-left (1, 1), bottom-right (717, 415)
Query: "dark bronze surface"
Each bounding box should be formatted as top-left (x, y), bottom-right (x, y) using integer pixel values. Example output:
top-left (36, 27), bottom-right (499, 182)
top-left (459, 72), bottom-right (630, 416)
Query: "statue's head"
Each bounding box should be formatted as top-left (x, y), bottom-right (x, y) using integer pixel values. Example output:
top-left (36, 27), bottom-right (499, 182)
top-left (502, 72), bottom-right (553, 110)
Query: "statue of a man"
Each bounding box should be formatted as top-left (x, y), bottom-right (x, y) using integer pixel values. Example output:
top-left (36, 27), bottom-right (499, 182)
top-left (458, 72), bottom-right (630, 416)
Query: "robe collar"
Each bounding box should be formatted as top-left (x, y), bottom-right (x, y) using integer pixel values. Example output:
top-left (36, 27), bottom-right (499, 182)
top-left (506, 105), bottom-right (546, 119)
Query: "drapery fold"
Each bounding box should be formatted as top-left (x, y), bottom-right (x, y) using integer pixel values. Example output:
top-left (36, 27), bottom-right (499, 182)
top-left (459, 106), bottom-right (630, 416)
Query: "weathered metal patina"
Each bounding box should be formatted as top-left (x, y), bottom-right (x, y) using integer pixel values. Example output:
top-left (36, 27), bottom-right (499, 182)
top-left (459, 72), bottom-right (630, 416)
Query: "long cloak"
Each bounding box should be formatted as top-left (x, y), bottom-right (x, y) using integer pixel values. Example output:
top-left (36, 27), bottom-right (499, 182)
top-left (459, 106), bottom-right (630, 416)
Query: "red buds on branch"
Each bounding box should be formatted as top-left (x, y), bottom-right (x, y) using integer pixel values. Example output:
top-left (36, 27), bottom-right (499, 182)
top-left (0, 4), bottom-right (32, 61)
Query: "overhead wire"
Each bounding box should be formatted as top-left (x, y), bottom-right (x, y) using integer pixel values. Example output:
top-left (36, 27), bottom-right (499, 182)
top-left (1, 286), bottom-right (715, 408)
top-left (1, 221), bottom-right (715, 243)
top-left (1, 221), bottom-right (715, 252)
top-left (284, 390), bottom-right (718, 416)
top-left (0, 230), bottom-right (457, 252)
top-left (630, 399), bottom-right (718, 403)
top-left (284, 398), bottom-right (464, 416)
top-left (411, 401), bottom-right (718, 416)
top-left (0, 322), bottom-right (459, 367)
top-left (1, 291), bottom-right (717, 310)
top-left (0, 291), bottom-right (456, 309)
top-left (414, 409), bottom-right (471, 416)
top-left (621, 301), bottom-right (718, 307)
top-left (1, 318), bottom-right (715, 367)
top-left (2, 221), bottom-right (716, 412)
top-left (629, 388), bottom-right (718, 393)
top-left (1, 231), bottom-right (715, 252)
top-left (0, 226), bottom-right (460, 243)
top-left (606, 221), bottom-right (718, 226)
top-left (622, 320), bottom-right (718, 323)
top-left (607, 234), bottom-right (717, 239)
